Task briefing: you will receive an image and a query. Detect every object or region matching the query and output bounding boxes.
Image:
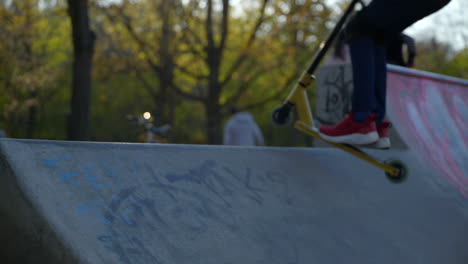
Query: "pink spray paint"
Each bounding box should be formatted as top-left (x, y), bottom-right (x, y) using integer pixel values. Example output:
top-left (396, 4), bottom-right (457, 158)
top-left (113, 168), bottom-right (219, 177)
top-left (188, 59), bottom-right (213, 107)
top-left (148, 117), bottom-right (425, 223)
top-left (387, 65), bottom-right (468, 197)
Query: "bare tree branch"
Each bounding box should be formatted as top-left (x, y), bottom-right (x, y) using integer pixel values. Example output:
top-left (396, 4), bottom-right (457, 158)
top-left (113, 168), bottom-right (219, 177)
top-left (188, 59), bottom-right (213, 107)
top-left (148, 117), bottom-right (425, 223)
top-left (221, 0), bottom-right (270, 87)
top-left (178, 4), bottom-right (206, 50)
top-left (223, 58), bottom-right (291, 110)
top-left (172, 83), bottom-right (205, 102)
top-left (175, 63), bottom-right (208, 81)
top-left (240, 74), bottom-right (298, 114)
top-left (205, 0), bottom-right (215, 50)
top-left (224, 68), bottom-right (267, 107)
top-left (96, 3), bottom-right (162, 74)
top-left (135, 71), bottom-right (158, 99)
top-left (219, 0), bottom-right (230, 52)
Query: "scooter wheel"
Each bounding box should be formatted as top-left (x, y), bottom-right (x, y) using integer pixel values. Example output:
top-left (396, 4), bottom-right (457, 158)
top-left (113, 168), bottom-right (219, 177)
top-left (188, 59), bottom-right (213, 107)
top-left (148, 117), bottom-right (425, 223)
top-left (385, 160), bottom-right (408, 184)
top-left (271, 105), bottom-right (294, 127)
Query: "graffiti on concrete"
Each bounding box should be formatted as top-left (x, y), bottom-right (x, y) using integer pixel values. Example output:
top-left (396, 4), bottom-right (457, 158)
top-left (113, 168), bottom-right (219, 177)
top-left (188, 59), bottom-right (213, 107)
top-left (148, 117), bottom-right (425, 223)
top-left (42, 156), bottom-right (298, 264)
top-left (387, 68), bottom-right (468, 198)
top-left (316, 65), bottom-right (354, 125)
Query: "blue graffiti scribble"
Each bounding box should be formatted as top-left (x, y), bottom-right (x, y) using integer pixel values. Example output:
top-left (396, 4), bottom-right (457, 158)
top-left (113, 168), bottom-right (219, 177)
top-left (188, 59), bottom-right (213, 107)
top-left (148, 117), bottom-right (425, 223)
top-left (42, 156), bottom-right (123, 190)
top-left (119, 204), bottom-right (145, 227)
top-left (42, 154), bottom-right (294, 264)
top-left (223, 166), bottom-right (264, 205)
top-left (99, 232), bottom-right (163, 264)
top-left (98, 232), bottom-right (133, 264)
top-left (60, 171), bottom-right (79, 185)
top-left (145, 165), bottom-right (179, 202)
top-left (84, 164), bottom-right (105, 190)
top-left (107, 186), bottom-right (167, 227)
top-left (42, 156), bottom-right (72, 169)
top-left (165, 160), bottom-right (234, 208)
top-left (76, 201), bottom-right (112, 226)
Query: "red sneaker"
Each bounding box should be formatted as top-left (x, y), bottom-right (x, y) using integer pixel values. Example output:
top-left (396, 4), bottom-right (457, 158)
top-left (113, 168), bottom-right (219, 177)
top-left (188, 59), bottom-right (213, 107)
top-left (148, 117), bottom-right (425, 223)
top-left (375, 121), bottom-right (392, 149)
top-left (319, 113), bottom-right (379, 145)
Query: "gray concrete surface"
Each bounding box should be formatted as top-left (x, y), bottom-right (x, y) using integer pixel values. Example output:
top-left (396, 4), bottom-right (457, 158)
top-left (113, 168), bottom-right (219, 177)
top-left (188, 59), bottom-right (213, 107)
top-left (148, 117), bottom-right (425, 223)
top-left (0, 139), bottom-right (467, 264)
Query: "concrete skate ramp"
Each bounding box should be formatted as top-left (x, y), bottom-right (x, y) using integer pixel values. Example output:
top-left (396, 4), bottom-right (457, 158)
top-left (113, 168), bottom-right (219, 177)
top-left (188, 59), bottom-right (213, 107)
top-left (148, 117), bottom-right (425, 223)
top-left (387, 65), bottom-right (468, 198)
top-left (0, 139), bottom-right (467, 264)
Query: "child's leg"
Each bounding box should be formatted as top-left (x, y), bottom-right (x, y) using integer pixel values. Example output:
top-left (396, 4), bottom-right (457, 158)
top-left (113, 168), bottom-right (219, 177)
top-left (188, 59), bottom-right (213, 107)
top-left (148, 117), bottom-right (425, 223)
top-left (373, 43), bottom-right (387, 127)
top-left (349, 36), bottom-right (376, 123)
top-left (346, 0), bottom-right (451, 122)
top-left (319, 36), bottom-right (380, 145)
top-left (349, 37), bottom-right (386, 125)
top-left (318, 0), bottom-right (451, 145)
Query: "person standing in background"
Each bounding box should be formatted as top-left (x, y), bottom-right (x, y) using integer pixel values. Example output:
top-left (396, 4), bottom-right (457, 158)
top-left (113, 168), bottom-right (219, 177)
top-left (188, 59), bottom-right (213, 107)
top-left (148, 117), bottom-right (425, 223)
top-left (223, 107), bottom-right (264, 146)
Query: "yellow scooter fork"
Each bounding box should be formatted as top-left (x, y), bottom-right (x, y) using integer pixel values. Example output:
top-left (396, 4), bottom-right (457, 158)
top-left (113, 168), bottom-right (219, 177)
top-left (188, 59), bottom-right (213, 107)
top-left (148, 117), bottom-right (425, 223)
top-left (284, 71), bottom-right (315, 128)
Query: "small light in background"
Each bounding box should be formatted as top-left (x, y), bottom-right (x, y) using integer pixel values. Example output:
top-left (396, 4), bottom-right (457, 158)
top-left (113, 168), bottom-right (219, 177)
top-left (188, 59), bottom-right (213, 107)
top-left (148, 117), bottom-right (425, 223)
top-left (143, 112), bottom-right (152, 120)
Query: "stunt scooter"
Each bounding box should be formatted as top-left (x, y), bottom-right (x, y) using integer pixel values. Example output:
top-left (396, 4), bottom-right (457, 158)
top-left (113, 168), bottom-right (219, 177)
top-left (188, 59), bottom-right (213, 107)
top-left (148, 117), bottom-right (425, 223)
top-left (271, 0), bottom-right (408, 183)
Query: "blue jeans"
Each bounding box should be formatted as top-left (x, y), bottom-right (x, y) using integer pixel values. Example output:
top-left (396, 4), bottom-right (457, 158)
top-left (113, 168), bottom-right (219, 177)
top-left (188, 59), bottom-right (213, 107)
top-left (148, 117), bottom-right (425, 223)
top-left (348, 0), bottom-right (451, 125)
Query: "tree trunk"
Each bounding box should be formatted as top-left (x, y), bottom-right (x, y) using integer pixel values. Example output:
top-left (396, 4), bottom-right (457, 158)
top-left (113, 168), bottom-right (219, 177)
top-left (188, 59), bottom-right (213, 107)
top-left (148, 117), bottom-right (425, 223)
top-left (157, 0), bottom-right (175, 125)
top-left (204, 102), bottom-right (222, 144)
top-left (26, 104), bottom-right (37, 138)
top-left (24, 0), bottom-right (37, 139)
top-left (205, 50), bottom-right (223, 144)
top-left (67, 0), bottom-right (95, 140)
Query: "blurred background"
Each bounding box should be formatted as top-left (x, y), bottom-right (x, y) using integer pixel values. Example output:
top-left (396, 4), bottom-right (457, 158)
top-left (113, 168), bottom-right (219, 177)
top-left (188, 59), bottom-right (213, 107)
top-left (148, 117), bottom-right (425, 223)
top-left (0, 0), bottom-right (466, 146)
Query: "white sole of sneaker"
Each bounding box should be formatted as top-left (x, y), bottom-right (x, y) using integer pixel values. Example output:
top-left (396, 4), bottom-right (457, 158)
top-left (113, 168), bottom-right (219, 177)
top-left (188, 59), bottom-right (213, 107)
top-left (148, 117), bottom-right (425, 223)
top-left (375, 137), bottom-right (391, 149)
top-left (319, 131), bottom-right (379, 145)
top-left (361, 137), bottom-right (391, 149)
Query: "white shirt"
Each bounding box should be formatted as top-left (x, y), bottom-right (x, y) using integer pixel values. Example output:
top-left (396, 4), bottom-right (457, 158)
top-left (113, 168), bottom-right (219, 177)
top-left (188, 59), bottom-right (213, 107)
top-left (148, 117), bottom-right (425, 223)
top-left (223, 112), bottom-right (264, 146)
